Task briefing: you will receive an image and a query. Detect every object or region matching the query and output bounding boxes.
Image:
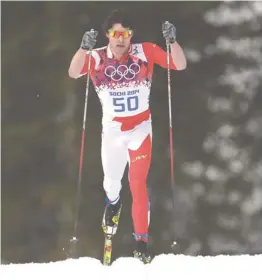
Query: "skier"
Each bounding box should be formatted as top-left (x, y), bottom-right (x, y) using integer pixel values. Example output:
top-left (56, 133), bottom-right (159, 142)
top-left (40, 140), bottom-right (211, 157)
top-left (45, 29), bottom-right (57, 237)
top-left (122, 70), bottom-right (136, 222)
top-left (68, 9), bottom-right (187, 263)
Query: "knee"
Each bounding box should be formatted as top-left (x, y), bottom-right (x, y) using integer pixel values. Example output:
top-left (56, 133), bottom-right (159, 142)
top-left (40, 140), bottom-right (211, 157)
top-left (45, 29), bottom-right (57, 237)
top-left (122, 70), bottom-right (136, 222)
top-left (129, 178), bottom-right (148, 198)
top-left (129, 177), bottom-right (146, 189)
top-left (103, 177), bottom-right (121, 194)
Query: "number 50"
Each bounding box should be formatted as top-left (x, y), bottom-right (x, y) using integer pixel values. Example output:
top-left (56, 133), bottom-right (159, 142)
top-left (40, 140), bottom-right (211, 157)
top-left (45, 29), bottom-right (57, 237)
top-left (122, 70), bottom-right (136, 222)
top-left (113, 96), bottom-right (139, 112)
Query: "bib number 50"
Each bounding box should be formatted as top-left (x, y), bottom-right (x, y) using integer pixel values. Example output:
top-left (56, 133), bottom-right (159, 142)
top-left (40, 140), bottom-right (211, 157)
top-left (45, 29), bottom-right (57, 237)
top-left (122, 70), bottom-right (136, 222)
top-left (113, 96), bottom-right (139, 112)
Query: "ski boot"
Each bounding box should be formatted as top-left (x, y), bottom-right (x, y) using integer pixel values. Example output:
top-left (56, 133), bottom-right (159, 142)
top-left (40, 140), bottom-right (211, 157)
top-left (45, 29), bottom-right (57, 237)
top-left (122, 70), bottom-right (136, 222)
top-left (133, 234), bottom-right (152, 264)
top-left (102, 197), bottom-right (122, 235)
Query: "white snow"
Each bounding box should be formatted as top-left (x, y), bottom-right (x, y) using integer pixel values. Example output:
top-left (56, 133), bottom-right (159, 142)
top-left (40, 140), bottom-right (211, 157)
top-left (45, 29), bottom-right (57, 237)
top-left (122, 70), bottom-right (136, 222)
top-left (204, 2), bottom-right (262, 26)
top-left (184, 48), bottom-right (202, 63)
top-left (1, 254), bottom-right (262, 280)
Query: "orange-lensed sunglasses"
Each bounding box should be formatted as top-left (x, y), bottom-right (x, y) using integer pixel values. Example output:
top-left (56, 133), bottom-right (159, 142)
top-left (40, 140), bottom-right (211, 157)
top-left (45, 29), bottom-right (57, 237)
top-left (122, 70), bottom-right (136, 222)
top-left (107, 29), bottom-right (133, 39)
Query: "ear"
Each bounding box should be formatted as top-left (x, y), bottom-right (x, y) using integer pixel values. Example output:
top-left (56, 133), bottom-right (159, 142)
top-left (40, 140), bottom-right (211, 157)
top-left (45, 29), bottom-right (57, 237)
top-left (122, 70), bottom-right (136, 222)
top-left (106, 33), bottom-right (109, 39)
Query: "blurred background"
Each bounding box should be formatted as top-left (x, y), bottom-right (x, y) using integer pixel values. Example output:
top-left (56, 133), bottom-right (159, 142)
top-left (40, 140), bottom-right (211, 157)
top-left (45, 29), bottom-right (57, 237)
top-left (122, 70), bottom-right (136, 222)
top-left (2, 1), bottom-right (262, 264)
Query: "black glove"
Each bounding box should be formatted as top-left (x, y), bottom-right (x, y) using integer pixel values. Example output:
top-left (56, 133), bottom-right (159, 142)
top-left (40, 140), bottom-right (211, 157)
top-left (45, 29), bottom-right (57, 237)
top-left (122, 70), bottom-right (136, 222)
top-left (80, 29), bottom-right (99, 50)
top-left (162, 21), bottom-right (176, 44)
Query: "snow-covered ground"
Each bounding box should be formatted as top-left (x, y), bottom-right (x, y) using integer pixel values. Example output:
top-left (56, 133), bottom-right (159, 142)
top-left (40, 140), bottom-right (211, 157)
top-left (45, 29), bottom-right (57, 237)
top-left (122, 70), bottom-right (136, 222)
top-left (1, 254), bottom-right (262, 280)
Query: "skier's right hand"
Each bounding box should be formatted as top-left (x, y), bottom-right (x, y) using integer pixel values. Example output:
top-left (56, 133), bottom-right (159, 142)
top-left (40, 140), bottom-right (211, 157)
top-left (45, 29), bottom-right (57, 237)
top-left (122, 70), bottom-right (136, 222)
top-left (80, 29), bottom-right (98, 50)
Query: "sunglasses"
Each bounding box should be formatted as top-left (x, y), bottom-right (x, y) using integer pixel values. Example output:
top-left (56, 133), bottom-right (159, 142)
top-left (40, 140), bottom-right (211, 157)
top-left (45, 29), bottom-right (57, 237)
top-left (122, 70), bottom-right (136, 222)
top-left (107, 29), bottom-right (133, 39)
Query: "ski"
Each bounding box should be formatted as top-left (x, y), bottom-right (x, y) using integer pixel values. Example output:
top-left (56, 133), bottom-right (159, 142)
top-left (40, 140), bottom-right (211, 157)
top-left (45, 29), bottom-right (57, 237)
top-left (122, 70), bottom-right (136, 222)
top-left (103, 234), bottom-right (113, 265)
top-left (101, 199), bottom-right (122, 265)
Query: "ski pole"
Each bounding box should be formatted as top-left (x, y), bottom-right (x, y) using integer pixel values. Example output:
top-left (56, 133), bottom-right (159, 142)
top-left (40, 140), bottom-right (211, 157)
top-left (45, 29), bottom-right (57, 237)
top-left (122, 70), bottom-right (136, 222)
top-left (65, 29), bottom-right (98, 258)
top-left (164, 21), bottom-right (177, 249)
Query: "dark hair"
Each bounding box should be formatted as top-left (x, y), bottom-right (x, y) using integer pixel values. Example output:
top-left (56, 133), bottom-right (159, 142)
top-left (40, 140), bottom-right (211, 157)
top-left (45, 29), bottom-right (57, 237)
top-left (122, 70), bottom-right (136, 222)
top-left (102, 9), bottom-right (135, 33)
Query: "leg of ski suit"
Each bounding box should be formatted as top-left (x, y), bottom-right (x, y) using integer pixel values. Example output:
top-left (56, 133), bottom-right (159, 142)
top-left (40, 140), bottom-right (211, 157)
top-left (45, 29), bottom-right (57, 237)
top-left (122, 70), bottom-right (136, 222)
top-left (101, 127), bottom-right (128, 203)
top-left (101, 120), bottom-right (152, 237)
top-left (127, 122), bottom-right (152, 237)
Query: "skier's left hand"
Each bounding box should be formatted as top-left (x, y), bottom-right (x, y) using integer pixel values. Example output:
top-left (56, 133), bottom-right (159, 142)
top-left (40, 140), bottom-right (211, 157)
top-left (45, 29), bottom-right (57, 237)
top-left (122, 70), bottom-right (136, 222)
top-left (162, 21), bottom-right (176, 44)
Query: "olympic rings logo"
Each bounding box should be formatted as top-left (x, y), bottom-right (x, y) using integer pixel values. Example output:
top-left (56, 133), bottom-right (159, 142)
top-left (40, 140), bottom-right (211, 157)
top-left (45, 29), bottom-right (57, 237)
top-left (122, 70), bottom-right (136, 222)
top-left (104, 63), bottom-right (140, 81)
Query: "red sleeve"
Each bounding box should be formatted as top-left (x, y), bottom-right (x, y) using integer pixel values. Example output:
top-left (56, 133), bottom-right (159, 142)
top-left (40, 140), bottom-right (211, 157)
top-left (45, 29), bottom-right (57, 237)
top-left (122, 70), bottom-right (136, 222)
top-left (142, 42), bottom-right (177, 70)
top-left (80, 52), bottom-right (96, 75)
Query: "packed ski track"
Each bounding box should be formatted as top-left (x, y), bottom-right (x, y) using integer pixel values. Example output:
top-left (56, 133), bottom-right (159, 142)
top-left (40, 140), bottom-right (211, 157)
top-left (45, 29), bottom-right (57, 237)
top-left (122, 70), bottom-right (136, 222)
top-left (1, 254), bottom-right (262, 280)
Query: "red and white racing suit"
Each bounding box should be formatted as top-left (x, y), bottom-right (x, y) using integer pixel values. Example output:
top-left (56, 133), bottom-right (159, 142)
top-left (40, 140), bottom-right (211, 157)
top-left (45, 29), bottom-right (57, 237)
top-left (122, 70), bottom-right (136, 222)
top-left (80, 42), bottom-right (176, 237)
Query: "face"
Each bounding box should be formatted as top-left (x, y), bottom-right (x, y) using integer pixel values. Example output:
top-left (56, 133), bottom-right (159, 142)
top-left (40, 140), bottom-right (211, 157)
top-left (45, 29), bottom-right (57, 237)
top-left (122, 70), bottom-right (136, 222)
top-left (106, 23), bottom-right (133, 56)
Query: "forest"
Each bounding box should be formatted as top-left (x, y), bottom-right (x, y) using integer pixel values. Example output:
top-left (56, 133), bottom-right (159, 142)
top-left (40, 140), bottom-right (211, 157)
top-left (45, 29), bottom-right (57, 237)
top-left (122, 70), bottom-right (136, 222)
top-left (2, 1), bottom-right (262, 263)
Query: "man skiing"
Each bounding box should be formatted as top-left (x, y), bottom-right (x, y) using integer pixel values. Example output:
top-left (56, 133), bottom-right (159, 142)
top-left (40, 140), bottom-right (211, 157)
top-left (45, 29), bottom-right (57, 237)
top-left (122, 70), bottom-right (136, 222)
top-left (68, 9), bottom-right (187, 263)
